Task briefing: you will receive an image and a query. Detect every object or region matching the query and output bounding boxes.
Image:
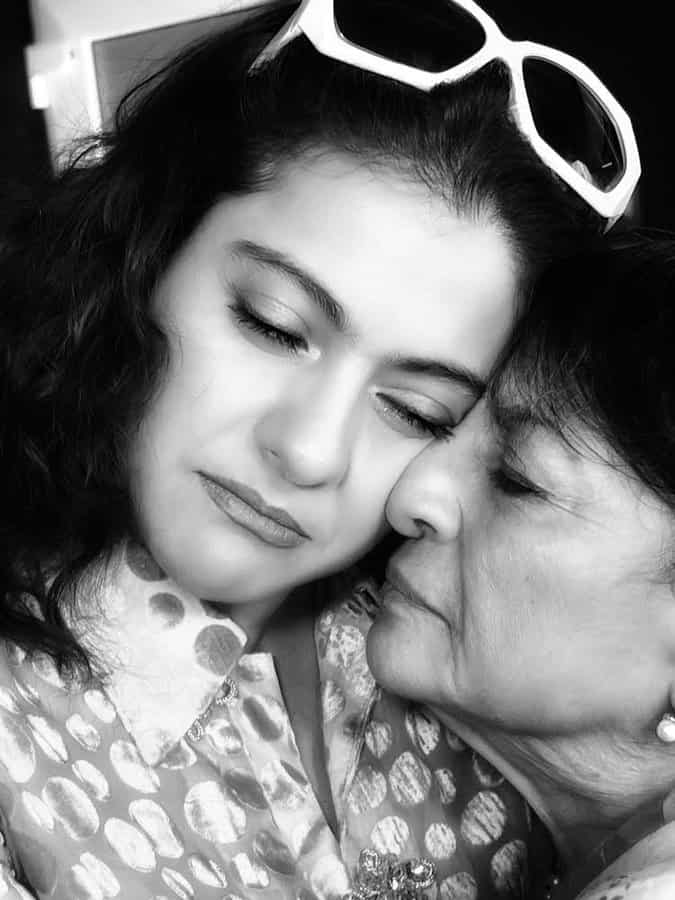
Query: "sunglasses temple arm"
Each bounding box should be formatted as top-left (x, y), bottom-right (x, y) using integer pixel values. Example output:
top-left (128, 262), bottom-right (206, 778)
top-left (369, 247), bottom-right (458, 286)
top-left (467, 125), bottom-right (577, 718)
top-left (250, 15), bottom-right (305, 69)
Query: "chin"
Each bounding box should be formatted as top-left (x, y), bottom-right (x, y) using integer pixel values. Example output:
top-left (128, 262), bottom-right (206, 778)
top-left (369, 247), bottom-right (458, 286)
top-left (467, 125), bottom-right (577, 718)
top-left (367, 611), bottom-right (457, 709)
top-left (366, 614), bottom-right (414, 696)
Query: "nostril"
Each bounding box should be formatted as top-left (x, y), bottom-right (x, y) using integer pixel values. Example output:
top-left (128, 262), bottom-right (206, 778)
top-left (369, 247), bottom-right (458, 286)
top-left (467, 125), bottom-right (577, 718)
top-left (412, 518), bottom-right (427, 538)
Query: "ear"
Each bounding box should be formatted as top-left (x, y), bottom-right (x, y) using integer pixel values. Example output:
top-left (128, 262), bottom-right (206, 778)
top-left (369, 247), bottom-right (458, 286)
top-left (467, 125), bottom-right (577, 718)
top-left (655, 680), bottom-right (675, 744)
top-left (659, 687), bottom-right (675, 821)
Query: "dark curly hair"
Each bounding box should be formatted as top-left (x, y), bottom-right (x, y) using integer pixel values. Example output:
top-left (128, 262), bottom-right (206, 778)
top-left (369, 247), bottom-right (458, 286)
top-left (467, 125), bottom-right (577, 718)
top-left (492, 229), bottom-right (675, 512)
top-left (0, 0), bottom-right (599, 674)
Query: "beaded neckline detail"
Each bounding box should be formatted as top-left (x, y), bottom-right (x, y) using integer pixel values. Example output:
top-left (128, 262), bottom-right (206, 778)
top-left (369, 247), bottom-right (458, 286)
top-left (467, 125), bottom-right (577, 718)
top-left (345, 849), bottom-right (436, 900)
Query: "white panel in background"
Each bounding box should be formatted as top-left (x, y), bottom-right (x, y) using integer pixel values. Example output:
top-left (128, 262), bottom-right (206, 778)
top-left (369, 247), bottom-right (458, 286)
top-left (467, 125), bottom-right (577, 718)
top-left (24, 0), bottom-right (282, 165)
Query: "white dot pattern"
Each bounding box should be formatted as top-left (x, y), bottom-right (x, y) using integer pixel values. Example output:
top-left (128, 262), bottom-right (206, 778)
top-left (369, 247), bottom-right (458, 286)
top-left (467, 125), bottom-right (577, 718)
top-left (0, 544), bottom-right (544, 898)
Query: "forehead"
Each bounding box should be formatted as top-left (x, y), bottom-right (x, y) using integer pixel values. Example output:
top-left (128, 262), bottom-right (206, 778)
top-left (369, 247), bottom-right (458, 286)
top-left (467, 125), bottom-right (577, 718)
top-left (486, 382), bottom-right (641, 498)
top-left (483, 380), bottom-right (590, 477)
top-left (485, 369), bottom-right (547, 439)
top-left (485, 349), bottom-right (578, 439)
top-left (193, 152), bottom-right (520, 375)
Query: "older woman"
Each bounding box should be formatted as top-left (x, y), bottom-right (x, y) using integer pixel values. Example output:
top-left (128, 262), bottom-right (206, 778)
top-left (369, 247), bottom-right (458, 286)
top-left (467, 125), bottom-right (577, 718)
top-left (368, 232), bottom-right (675, 900)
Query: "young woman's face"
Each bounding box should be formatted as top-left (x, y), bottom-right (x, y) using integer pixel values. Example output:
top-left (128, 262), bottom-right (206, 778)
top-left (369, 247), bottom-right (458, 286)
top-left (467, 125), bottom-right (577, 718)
top-left (369, 393), bottom-right (675, 737)
top-left (129, 154), bottom-right (518, 609)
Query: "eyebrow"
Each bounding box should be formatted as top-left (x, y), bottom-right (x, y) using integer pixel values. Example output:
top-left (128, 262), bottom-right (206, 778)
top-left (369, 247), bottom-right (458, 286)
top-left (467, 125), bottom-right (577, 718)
top-left (489, 402), bottom-right (539, 437)
top-left (231, 239), bottom-right (348, 332)
top-left (489, 399), bottom-right (574, 461)
top-left (231, 238), bottom-right (487, 396)
top-left (385, 356), bottom-right (486, 398)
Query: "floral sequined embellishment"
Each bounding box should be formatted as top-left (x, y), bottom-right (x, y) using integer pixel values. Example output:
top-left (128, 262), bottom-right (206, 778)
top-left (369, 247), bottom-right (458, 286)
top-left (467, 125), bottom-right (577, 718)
top-left (345, 848), bottom-right (436, 900)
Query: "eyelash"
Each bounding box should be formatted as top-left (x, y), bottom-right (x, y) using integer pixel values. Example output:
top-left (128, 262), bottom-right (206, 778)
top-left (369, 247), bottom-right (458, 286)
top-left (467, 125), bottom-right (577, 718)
top-left (379, 395), bottom-right (455, 441)
top-left (231, 299), bottom-right (307, 354)
top-left (490, 465), bottom-right (545, 498)
top-left (231, 295), bottom-right (455, 442)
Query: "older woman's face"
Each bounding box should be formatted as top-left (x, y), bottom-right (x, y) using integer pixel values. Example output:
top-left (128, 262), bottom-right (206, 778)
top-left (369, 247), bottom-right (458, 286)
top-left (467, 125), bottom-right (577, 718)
top-left (368, 394), bottom-right (675, 736)
top-left (128, 154), bottom-right (518, 607)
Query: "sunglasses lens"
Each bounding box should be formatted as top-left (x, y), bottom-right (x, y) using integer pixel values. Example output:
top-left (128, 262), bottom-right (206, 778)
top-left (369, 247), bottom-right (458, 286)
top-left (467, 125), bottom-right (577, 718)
top-left (334, 0), bottom-right (486, 73)
top-left (523, 58), bottom-right (625, 191)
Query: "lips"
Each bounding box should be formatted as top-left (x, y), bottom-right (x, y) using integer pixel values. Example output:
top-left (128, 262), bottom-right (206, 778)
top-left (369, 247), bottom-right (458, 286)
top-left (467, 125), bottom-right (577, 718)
top-left (384, 565), bottom-right (427, 608)
top-left (199, 473), bottom-right (310, 549)
top-left (382, 565), bottom-right (446, 623)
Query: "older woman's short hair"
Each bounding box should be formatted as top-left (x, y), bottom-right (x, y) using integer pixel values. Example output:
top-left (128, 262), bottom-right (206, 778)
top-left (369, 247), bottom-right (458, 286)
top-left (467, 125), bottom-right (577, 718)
top-left (493, 231), bottom-right (675, 511)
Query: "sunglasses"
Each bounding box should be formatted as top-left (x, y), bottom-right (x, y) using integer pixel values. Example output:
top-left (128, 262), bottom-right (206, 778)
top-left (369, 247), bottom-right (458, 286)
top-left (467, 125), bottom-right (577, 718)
top-left (251, 0), bottom-right (641, 228)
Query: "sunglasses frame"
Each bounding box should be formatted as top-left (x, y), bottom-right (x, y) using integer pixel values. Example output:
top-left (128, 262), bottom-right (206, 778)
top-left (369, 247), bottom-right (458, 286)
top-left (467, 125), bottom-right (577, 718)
top-left (251, 0), bottom-right (641, 225)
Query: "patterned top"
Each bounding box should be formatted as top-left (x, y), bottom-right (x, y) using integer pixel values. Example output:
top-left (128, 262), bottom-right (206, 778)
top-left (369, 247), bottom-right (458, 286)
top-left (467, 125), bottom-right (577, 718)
top-left (0, 541), bottom-right (539, 900)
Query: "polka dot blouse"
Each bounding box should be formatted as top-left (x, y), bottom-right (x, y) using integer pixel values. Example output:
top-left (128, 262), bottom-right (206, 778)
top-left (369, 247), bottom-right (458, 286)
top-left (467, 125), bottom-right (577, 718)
top-left (0, 541), bottom-right (543, 899)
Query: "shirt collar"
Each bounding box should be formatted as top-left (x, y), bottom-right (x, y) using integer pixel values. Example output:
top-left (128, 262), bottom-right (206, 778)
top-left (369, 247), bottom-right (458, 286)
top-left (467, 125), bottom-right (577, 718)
top-left (72, 541), bottom-right (248, 766)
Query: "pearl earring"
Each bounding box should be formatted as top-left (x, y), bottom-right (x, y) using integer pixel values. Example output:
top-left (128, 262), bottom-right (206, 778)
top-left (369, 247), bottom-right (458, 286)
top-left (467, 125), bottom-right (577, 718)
top-left (657, 713), bottom-right (675, 743)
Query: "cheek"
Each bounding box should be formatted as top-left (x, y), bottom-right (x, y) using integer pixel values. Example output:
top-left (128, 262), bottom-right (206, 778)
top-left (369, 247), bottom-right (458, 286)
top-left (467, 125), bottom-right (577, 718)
top-left (461, 520), bottom-right (590, 679)
top-left (335, 484), bottom-right (389, 546)
top-left (460, 521), bottom-right (541, 649)
top-left (333, 442), bottom-right (429, 546)
top-left (147, 342), bottom-right (286, 445)
top-left (354, 436), bottom-right (433, 504)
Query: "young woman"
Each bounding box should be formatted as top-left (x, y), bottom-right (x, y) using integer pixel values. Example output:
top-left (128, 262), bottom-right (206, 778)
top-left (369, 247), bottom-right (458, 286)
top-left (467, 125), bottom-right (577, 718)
top-left (0, 0), bottom-right (636, 896)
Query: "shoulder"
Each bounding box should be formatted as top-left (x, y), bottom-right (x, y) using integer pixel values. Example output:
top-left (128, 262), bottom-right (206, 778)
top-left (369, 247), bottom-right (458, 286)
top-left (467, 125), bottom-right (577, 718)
top-left (577, 862), bottom-right (675, 900)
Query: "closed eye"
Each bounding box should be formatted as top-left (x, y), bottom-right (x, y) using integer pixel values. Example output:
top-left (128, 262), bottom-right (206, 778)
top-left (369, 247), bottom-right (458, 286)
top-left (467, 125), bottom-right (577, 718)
top-left (490, 465), bottom-right (545, 498)
top-left (230, 299), bottom-right (308, 354)
top-left (376, 393), bottom-right (455, 441)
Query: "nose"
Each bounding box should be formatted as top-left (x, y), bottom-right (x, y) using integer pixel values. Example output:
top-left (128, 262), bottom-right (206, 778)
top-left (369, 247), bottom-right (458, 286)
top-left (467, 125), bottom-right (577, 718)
top-left (255, 368), bottom-right (362, 489)
top-left (385, 440), bottom-right (464, 542)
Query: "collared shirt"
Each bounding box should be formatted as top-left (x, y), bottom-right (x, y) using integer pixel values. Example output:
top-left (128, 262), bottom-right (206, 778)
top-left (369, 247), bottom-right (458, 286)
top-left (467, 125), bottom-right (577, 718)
top-left (0, 541), bottom-right (539, 899)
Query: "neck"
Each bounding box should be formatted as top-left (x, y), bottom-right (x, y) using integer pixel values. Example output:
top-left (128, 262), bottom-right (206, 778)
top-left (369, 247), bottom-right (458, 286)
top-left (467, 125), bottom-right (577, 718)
top-left (228, 581), bottom-right (320, 650)
top-left (431, 708), bottom-right (675, 867)
top-left (214, 591), bottom-right (290, 650)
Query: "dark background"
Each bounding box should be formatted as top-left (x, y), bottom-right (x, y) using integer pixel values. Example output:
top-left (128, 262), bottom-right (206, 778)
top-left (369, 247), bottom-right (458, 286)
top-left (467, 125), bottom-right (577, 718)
top-left (1, 0), bottom-right (672, 227)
